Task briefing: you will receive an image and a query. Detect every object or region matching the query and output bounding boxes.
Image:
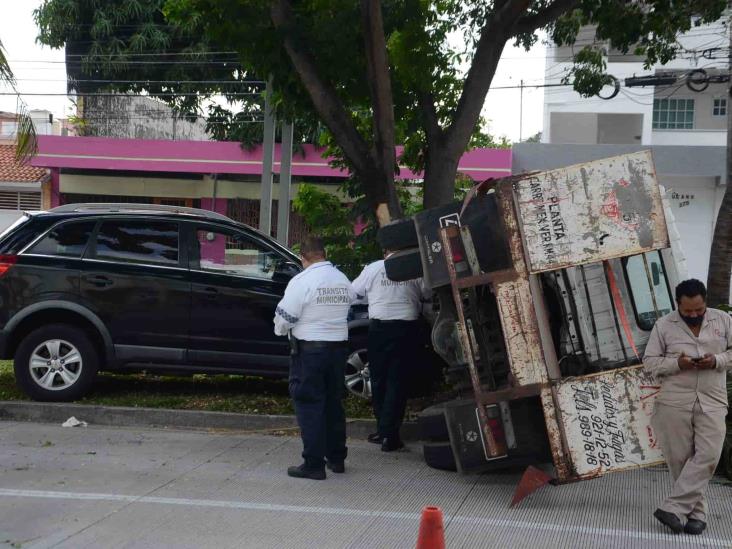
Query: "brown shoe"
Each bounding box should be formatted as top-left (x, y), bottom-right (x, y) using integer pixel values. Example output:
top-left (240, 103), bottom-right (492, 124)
top-left (653, 509), bottom-right (683, 534)
top-left (684, 519), bottom-right (706, 535)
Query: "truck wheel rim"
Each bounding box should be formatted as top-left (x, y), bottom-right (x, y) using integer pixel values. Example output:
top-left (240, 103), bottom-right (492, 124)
top-left (29, 339), bottom-right (83, 391)
top-left (345, 349), bottom-right (371, 399)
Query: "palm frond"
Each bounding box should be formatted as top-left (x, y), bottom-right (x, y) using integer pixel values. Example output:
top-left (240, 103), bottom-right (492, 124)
top-left (0, 39), bottom-right (38, 162)
top-left (0, 39), bottom-right (15, 85)
top-left (14, 103), bottom-right (38, 161)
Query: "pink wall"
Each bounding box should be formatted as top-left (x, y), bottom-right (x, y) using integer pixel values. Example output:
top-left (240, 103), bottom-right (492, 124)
top-left (50, 169), bottom-right (60, 208)
top-left (200, 197), bottom-right (227, 215)
top-left (32, 136), bottom-right (512, 182)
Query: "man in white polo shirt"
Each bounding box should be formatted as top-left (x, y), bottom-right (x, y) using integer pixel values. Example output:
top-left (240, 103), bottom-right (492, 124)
top-left (274, 236), bottom-right (356, 480)
top-left (352, 249), bottom-right (428, 451)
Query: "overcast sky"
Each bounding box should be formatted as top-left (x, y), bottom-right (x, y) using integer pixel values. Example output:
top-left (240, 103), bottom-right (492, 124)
top-left (0, 1), bottom-right (546, 142)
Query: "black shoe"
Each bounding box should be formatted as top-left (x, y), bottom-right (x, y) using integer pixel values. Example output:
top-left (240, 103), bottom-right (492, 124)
top-left (381, 437), bottom-right (405, 452)
top-left (653, 509), bottom-right (683, 534)
top-left (326, 461), bottom-right (345, 473)
top-left (287, 464), bottom-right (326, 480)
top-left (684, 519), bottom-right (707, 535)
top-left (367, 433), bottom-right (383, 444)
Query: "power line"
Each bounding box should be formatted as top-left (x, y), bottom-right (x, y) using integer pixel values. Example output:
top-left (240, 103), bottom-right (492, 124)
top-left (9, 78), bottom-right (266, 85)
top-left (0, 92), bottom-right (262, 97)
top-left (9, 59), bottom-right (242, 65)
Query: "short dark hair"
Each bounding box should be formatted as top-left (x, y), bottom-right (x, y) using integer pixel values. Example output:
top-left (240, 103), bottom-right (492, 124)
top-left (675, 278), bottom-right (707, 302)
top-left (300, 235), bottom-right (326, 261)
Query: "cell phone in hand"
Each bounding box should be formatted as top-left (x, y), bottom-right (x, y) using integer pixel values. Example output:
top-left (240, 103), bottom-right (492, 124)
top-left (692, 357), bottom-right (703, 363)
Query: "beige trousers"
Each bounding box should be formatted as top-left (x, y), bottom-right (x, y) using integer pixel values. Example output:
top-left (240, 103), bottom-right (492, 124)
top-left (652, 401), bottom-right (727, 521)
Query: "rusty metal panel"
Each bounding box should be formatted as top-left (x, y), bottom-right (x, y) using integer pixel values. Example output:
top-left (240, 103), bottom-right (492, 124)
top-left (513, 151), bottom-right (669, 273)
top-left (553, 365), bottom-right (663, 477)
top-left (540, 385), bottom-right (573, 480)
top-left (495, 278), bottom-right (548, 387)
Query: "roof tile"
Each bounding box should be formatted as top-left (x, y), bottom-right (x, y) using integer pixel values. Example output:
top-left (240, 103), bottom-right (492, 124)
top-left (0, 144), bottom-right (48, 183)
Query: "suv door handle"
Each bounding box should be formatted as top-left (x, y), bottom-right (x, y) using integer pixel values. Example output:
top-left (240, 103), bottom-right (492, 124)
top-left (201, 286), bottom-right (219, 298)
top-left (83, 274), bottom-right (113, 287)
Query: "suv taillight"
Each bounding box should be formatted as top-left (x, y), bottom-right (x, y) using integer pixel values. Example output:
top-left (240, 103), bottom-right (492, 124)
top-left (0, 255), bottom-right (18, 277)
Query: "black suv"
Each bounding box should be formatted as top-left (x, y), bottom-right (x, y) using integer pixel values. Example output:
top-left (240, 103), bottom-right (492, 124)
top-left (0, 204), bottom-right (371, 402)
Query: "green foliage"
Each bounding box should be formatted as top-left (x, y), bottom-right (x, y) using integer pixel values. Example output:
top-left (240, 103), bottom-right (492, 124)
top-left (292, 184), bottom-right (382, 279)
top-left (35, 0), bottom-right (728, 208)
top-left (292, 171), bottom-right (475, 278)
top-left (552, 1), bottom-right (726, 96)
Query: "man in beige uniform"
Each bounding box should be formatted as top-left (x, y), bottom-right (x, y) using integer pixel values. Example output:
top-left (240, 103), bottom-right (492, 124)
top-left (643, 279), bottom-right (732, 535)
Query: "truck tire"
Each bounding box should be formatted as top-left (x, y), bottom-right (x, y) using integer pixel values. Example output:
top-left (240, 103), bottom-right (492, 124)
top-left (14, 324), bottom-right (99, 402)
top-left (418, 403), bottom-right (450, 441)
top-left (384, 247), bottom-right (423, 281)
top-left (377, 218), bottom-right (418, 250)
top-left (423, 442), bottom-right (457, 471)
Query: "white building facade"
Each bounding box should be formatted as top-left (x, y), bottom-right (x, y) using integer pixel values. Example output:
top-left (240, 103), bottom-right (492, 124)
top-left (538, 18), bottom-right (729, 287)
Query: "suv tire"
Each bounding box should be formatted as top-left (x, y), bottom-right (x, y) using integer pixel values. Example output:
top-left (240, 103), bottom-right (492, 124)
top-left (14, 324), bottom-right (99, 402)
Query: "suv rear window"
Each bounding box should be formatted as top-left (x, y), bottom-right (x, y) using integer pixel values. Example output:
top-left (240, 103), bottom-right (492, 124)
top-left (94, 220), bottom-right (179, 266)
top-left (27, 221), bottom-right (96, 258)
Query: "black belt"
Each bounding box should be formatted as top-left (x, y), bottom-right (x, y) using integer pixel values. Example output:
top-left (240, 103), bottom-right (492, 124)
top-left (370, 318), bottom-right (417, 324)
top-left (296, 339), bottom-right (348, 350)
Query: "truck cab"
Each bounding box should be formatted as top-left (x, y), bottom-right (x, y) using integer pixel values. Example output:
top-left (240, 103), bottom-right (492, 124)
top-left (384, 151), bottom-right (684, 482)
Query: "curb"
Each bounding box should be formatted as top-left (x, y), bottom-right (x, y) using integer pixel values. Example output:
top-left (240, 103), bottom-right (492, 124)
top-left (0, 401), bottom-right (420, 441)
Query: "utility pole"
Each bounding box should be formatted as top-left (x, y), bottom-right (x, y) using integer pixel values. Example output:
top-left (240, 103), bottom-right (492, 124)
top-left (277, 121), bottom-right (294, 246)
top-left (259, 78), bottom-right (276, 236)
top-left (519, 79), bottom-right (524, 142)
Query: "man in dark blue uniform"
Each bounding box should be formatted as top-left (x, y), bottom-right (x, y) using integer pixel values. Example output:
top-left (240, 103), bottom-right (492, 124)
top-left (274, 236), bottom-right (356, 480)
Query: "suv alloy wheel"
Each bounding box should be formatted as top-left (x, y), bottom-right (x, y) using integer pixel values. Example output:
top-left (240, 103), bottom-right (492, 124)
top-left (14, 324), bottom-right (99, 401)
top-left (344, 347), bottom-right (371, 399)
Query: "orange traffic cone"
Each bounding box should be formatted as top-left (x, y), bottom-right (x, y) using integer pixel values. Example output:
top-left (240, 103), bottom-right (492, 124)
top-left (416, 506), bottom-right (445, 549)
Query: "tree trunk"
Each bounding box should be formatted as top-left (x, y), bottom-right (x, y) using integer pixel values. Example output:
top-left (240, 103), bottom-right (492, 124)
top-left (706, 6), bottom-right (732, 306)
top-left (361, 0), bottom-right (402, 224)
top-left (707, 188), bottom-right (732, 305)
top-left (270, 0), bottom-right (397, 226)
top-left (422, 146), bottom-right (460, 209)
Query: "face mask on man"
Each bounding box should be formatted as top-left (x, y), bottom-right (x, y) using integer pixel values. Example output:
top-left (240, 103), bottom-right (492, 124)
top-left (680, 312), bottom-right (705, 327)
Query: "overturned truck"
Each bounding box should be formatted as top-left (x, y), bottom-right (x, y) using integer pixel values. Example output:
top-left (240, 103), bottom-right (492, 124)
top-left (381, 151), bottom-right (685, 487)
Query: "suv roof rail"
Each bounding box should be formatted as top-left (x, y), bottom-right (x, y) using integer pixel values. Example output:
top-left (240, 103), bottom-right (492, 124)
top-left (49, 203), bottom-right (232, 223)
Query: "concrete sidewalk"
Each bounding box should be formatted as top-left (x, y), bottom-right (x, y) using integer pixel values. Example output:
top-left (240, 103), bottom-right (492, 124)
top-left (0, 421), bottom-right (730, 548)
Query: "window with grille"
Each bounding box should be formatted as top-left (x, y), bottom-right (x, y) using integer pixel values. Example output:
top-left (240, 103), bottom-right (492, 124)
top-left (652, 98), bottom-right (694, 129)
top-left (227, 198), bottom-right (308, 245)
top-left (0, 191), bottom-right (42, 210)
top-left (713, 98), bottom-right (727, 117)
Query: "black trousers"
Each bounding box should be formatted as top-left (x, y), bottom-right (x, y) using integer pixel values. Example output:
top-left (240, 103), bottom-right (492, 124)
top-left (288, 344), bottom-right (348, 469)
top-left (368, 319), bottom-right (419, 439)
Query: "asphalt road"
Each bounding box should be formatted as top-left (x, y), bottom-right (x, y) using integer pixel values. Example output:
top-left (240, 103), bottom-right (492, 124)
top-left (0, 421), bottom-right (731, 548)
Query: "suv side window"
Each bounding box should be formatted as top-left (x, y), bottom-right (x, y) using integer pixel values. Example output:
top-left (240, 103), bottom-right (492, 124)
top-left (624, 251), bottom-right (673, 330)
top-left (194, 226), bottom-right (281, 280)
top-left (26, 220), bottom-right (96, 258)
top-left (94, 220), bottom-right (179, 266)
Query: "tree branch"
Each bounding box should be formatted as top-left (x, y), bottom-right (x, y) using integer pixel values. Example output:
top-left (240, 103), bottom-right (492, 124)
top-left (418, 92), bottom-right (441, 145)
top-left (361, 0), bottom-right (401, 219)
top-left (270, 0), bottom-right (386, 203)
top-left (443, 0), bottom-right (531, 156)
top-left (513, 0), bottom-right (580, 36)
